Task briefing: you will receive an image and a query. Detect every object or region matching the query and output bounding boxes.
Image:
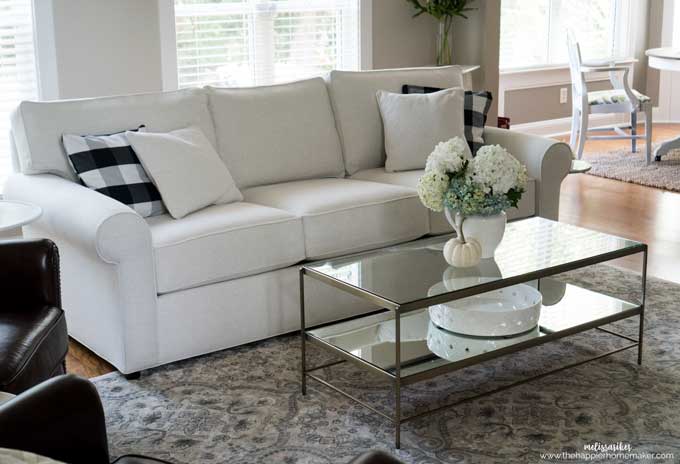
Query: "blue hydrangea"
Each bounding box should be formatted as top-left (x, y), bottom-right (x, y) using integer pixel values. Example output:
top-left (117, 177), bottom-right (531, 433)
top-left (443, 176), bottom-right (519, 216)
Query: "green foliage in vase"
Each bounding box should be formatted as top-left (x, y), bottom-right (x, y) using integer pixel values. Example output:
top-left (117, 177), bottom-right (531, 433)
top-left (405, 0), bottom-right (477, 20)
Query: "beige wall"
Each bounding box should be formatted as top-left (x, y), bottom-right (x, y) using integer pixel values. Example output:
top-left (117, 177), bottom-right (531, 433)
top-left (452, 0), bottom-right (500, 122)
top-left (630, 0), bottom-right (652, 92)
top-left (644, 0), bottom-right (664, 103)
top-left (371, 0), bottom-right (438, 69)
top-left (505, 80), bottom-right (612, 125)
top-left (645, 0), bottom-right (675, 105)
top-left (50, 0), bottom-right (163, 99)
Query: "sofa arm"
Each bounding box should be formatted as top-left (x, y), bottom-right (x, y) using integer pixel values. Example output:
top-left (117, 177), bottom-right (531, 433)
top-left (4, 174), bottom-right (159, 374)
top-left (5, 174), bottom-right (150, 264)
top-left (484, 127), bottom-right (572, 221)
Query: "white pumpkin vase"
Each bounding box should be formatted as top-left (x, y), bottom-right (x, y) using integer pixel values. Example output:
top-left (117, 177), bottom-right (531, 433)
top-left (445, 209), bottom-right (506, 259)
top-left (442, 213), bottom-right (481, 268)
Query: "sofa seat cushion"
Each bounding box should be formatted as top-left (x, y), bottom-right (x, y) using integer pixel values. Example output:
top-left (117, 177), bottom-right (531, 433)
top-left (351, 168), bottom-right (536, 235)
top-left (147, 202), bottom-right (305, 294)
top-left (242, 178), bottom-right (429, 259)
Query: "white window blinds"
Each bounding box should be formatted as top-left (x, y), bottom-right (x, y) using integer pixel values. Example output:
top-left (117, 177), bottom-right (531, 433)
top-left (174, 0), bottom-right (360, 88)
top-left (0, 0), bottom-right (38, 187)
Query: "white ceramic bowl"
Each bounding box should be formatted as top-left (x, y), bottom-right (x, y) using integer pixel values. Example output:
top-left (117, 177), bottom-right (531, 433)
top-left (426, 322), bottom-right (541, 361)
top-left (427, 283), bottom-right (542, 337)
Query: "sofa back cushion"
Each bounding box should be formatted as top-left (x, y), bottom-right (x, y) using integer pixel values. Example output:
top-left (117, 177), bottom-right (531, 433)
top-left (206, 78), bottom-right (345, 189)
top-left (327, 66), bottom-right (464, 175)
top-left (11, 88), bottom-right (215, 182)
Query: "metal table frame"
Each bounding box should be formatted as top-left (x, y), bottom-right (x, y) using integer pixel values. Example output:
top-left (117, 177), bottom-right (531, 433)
top-left (299, 242), bottom-right (647, 449)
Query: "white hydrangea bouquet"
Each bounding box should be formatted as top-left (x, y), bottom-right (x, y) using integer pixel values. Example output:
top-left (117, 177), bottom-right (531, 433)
top-left (417, 137), bottom-right (527, 216)
top-left (417, 137), bottom-right (528, 264)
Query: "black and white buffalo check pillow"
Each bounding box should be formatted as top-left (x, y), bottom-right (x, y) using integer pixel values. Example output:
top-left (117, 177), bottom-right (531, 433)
top-left (62, 127), bottom-right (166, 218)
top-left (402, 85), bottom-right (493, 156)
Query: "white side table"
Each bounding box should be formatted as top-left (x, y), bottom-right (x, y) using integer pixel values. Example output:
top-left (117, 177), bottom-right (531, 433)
top-left (0, 200), bottom-right (42, 235)
top-left (645, 48), bottom-right (680, 161)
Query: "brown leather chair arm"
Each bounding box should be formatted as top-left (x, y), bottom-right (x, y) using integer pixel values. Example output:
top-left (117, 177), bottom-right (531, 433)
top-left (0, 239), bottom-right (61, 309)
top-left (0, 374), bottom-right (110, 464)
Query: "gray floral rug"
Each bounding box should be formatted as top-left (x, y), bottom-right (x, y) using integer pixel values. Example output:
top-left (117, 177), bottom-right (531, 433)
top-left (93, 265), bottom-right (680, 464)
top-left (585, 142), bottom-right (680, 191)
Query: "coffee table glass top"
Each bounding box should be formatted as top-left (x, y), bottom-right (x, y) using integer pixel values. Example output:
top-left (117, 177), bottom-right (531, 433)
top-left (304, 218), bottom-right (643, 307)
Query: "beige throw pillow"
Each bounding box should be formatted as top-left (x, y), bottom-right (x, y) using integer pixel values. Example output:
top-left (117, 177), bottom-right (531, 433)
top-left (126, 126), bottom-right (243, 219)
top-left (376, 87), bottom-right (470, 172)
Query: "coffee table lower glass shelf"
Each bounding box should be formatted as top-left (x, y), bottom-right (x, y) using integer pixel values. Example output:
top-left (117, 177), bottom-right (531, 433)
top-left (301, 279), bottom-right (644, 449)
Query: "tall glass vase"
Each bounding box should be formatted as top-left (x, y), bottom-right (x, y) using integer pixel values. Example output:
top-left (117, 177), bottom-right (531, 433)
top-left (436, 16), bottom-right (454, 66)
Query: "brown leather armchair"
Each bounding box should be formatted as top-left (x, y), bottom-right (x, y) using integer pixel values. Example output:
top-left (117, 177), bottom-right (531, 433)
top-left (0, 374), bottom-right (169, 464)
top-left (0, 238), bottom-right (68, 394)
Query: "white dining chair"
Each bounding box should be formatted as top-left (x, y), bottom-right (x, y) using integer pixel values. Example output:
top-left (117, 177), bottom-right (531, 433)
top-left (567, 32), bottom-right (653, 164)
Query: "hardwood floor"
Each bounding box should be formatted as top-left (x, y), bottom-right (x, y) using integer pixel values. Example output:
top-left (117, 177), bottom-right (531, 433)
top-left (66, 123), bottom-right (680, 379)
top-left (557, 123), bottom-right (680, 283)
top-left (66, 338), bottom-right (114, 378)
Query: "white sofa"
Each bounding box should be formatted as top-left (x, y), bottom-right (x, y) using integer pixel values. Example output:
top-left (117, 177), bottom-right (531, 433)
top-left (5, 66), bottom-right (572, 375)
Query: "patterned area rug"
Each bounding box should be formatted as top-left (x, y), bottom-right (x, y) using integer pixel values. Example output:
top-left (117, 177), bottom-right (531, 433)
top-left (585, 142), bottom-right (680, 191)
top-left (93, 265), bottom-right (680, 464)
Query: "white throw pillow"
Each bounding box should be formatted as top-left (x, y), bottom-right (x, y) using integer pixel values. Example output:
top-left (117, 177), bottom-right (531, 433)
top-left (376, 87), bottom-right (470, 172)
top-left (126, 126), bottom-right (243, 219)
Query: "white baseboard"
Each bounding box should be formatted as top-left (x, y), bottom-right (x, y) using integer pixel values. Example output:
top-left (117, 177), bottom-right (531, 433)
top-left (512, 114), bottom-right (628, 138)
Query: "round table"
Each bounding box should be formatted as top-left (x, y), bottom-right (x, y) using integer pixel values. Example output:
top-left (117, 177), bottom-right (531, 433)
top-left (645, 47), bottom-right (680, 161)
top-left (0, 200), bottom-right (42, 233)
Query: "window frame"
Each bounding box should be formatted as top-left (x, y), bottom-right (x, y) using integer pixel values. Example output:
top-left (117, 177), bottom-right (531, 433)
top-left (158, 0), bottom-right (372, 91)
top-left (32, 0), bottom-right (59, 100)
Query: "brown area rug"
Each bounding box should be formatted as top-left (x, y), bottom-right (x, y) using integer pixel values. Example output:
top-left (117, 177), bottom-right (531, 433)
top-left (585, 142), bottom-right (680, 191)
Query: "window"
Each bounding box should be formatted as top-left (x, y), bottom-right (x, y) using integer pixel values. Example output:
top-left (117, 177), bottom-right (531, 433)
top-left (173, 0), bottom-right (361, 88)
top-left (0, 0), bottom-right (38, 187)
top-left (499, 0), bottom-right (630, 71)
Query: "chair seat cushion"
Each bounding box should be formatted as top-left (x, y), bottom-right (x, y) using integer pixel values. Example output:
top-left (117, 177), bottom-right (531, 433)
top-left (351, 168), bottom-right (536, 234)
top-left (242, 178), bottom-right (429, 259)
top-left (588, 89), bottom-right (650, 107)
top-left (147, 202), bottom-right (305, 294)
top-left (0, 306), bottom-right (67, 395)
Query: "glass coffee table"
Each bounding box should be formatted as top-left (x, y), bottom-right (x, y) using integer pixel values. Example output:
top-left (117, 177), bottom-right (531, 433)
top-left (299, 218), bottom-right (647, 448)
